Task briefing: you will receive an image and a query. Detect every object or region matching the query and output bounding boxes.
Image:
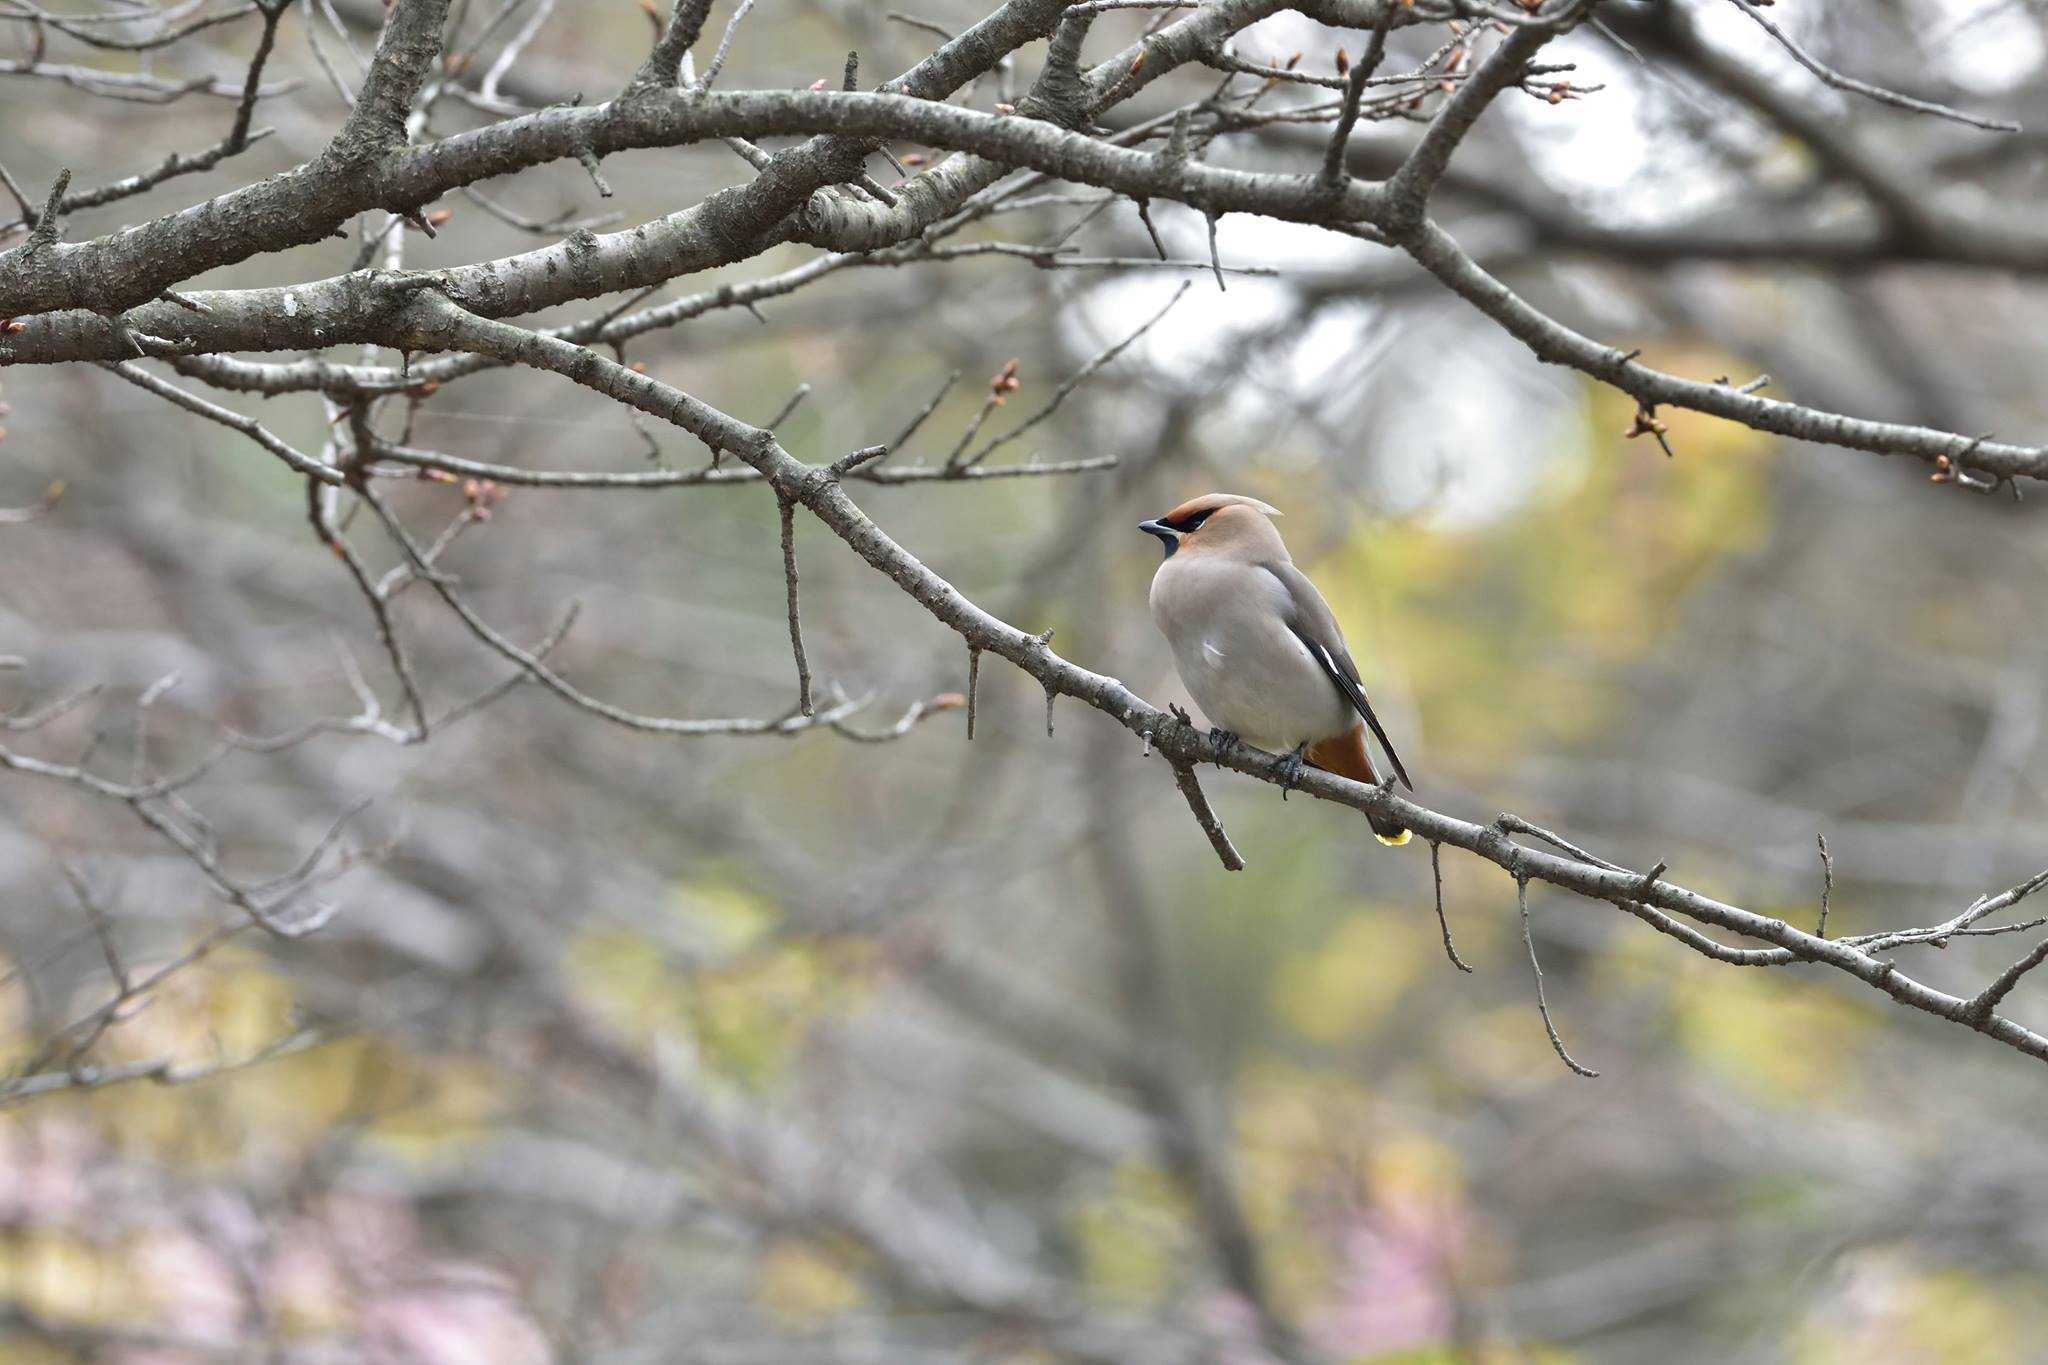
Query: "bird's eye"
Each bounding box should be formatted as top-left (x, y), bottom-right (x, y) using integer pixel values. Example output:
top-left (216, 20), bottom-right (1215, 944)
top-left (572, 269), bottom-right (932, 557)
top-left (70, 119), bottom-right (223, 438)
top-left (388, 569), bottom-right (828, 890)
top-left (1174, 510), bottom-right (1214, 533)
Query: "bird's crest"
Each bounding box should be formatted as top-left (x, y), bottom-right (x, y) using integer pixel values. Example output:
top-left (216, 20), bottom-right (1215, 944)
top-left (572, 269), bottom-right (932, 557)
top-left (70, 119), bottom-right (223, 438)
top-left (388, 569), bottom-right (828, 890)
top-left (1160, 492), bottom-right (1281, 526)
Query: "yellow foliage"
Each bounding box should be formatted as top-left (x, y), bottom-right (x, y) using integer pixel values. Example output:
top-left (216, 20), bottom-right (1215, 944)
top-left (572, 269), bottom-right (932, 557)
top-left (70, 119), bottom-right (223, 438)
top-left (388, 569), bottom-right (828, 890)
top-left (1229, 1065), bottom-right (1370, 1310)
top-left (1589, 919), bottom-right (1874, 1106)
top-left (1234, 1061), bottom-right (1376, 1210)
top-left (1306, 361), bottom-right (1772, 765)
top-left (679, 879), bottom-right (779, 954)
top-left (1366, 1131), bottom-right (1464, 1211)
top-left (688, 946), bottom-right (829, 1088)
top-left (755, 1238), bottom-right (865, 1324)
top-left (1667, 960), bottom-right (1873, 1106)
top-left (17, 947), bottom-right (424, 1168)
top-left (567, 882), bottom-right (872, 1089)
top-left (566, 928), bottom-right (695, 1037)
top-left (1436, 1006), bottom-right (1575, 1095)
top-left (1898, 1271), bottom-right (2028, 1365)
top-left (364, 1052), bottom-right (508, 1156)
top-left (0, 1347), bottom-right (72, 1365)
top-left (1793, 1252), bottom-right (2037, 1365)
top-left (268, 1247), bottom-right (353, 1339)
top-left (1067, 1158), bottom-right (1190, 1305)
top-left (78, 943), bottom-right (293, 1073)
top-left (0, 935), bottom-right (510, 1171)
top-left (200, 950), bottom-right (298, 1056)
top-left (1272, 907), bottom-right (1430, 1044)
top-left (0, 1230), bottom-right (114, 1325)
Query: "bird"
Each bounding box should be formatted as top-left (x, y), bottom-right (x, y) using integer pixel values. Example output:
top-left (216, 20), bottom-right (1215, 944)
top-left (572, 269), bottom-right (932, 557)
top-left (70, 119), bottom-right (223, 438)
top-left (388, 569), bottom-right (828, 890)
top-left (1140, 492), bottom-right (1414, 845)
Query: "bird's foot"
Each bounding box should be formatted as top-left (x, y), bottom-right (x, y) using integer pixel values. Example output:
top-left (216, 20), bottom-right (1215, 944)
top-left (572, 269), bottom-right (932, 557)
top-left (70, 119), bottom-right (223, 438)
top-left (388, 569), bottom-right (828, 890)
top-left (1275, 742), bottom-right (1308, 800)
top-left (1169, 703), bottom-right (1193, 729)
top-left (1209, 728), bottom-right (1239, 768)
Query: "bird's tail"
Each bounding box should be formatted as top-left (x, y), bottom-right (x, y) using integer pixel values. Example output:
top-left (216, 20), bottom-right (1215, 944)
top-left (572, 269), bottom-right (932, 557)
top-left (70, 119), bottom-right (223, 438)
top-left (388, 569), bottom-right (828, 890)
top-left (1305, 725), bottom-right (1411, 846)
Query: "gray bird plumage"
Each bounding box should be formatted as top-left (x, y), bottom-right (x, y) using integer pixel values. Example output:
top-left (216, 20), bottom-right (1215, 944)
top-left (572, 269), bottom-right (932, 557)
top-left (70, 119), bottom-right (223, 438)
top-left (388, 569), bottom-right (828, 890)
top-left (1141, 492), bottom-right (1412, 843)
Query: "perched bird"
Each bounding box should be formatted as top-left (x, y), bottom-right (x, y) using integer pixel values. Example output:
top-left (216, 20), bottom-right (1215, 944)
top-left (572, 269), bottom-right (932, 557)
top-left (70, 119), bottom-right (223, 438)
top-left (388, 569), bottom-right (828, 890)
top-left (1140, 493), bottom-right (1413, 845)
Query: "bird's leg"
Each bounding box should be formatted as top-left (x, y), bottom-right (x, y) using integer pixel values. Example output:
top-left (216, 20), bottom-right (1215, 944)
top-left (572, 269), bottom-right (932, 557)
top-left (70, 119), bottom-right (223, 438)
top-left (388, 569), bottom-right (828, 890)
top-left (1275, 741), bottom-right (1309, 799)
top-left (1209, 727), bottom-right (1239, 768)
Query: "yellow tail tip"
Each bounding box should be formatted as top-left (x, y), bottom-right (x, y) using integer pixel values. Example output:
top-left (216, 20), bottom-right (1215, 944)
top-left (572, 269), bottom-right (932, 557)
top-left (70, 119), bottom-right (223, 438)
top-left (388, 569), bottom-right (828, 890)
top-left (1374, 828), bottom-right (1412, 847)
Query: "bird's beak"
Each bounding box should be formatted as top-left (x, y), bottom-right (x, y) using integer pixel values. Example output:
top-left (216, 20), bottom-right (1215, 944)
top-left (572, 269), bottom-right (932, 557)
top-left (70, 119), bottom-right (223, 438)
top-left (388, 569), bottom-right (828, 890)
top-left (1137, 519), bottom-right (1180, 559)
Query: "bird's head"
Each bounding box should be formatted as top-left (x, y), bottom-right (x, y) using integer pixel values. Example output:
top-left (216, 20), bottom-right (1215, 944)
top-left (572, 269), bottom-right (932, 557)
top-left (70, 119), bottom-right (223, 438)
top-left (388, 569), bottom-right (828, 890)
top-left (1137, 493), bottom-right (1283, 561)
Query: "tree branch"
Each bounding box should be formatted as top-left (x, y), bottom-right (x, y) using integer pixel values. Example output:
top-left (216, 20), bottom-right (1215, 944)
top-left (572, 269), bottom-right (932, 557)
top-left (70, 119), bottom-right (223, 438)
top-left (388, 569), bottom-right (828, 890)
top-left (327, 0), bottom-right (454, 158)
top-left (383, 290), bottom-right (2048, 1068)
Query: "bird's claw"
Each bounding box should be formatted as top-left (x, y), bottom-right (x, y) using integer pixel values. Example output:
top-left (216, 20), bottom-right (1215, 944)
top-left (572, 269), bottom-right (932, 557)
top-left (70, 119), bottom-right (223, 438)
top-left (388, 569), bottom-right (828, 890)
top-left (1275, 742), bottom-right (1308, 799)
top-left (1210, 727), bottom-right (1239, 768)
top-left (1169, 703), bottom-right (1193, 728)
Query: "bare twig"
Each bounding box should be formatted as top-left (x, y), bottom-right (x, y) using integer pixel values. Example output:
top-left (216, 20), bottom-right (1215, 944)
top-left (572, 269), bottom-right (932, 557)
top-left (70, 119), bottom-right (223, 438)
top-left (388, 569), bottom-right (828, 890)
top-left (1965, 936), bottom-right (2048, 1022)
top-left (1726, 0), bottom-right (2019, 133)
top-left (1169, 760), bottom-right (1245, 871)
top-left (1318, 1), bottom-right (1395, 183)
top-left (1, 1028), bottom-right (328, 1108)
top-left (1817, 834), bottom-right (1834, 938)
top-left (778, 492), bottom-right (814, 716)
top-left (1429, 841), bottom-right (1473, 972)
top-left (960, 281), bottom-right (1187, 468)
top-left (1518, 874), bottom-right (1599, 1078)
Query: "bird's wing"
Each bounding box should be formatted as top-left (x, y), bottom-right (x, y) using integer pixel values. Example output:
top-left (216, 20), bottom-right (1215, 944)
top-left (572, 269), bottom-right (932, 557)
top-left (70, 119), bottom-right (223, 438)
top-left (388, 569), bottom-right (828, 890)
top-left (1264, 561), bottom-right (1413, 790)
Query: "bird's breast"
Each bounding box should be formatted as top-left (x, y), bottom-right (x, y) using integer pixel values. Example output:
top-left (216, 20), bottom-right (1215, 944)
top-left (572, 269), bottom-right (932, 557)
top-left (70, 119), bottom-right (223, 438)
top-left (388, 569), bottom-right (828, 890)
top-left (1150, 561), bottom-right (1352, 751)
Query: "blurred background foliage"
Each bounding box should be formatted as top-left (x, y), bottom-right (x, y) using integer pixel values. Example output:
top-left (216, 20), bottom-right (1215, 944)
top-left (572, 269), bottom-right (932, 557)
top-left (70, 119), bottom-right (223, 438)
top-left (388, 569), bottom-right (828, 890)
top-left (6, 0), bottom-right (2048, 1361)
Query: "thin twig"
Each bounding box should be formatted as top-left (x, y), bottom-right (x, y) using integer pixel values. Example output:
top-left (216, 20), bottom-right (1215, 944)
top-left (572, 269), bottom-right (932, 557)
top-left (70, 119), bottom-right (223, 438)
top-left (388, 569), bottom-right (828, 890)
top-left (1, 1028), bottom-right (328, 1108)
top-left (699, 0), bottom-right (759, 89)
top-left (1727, 0), bottom-right (2019, 134)
top-left (1817, 834), bottom-right (1833, 938)
top-left (886, 369), bottom-right (960, 463)
top-left (965, 644), bottom-right (981, 740)
top-left (1319, 2), bottom-right (1396, 182)
top-left (1519, 874), bottom-right (1598, 1077)
top-left (353, 480), bottom-right (857, 737)
top-left (778, 492), bottom-right (814, 716)
top-left (961, 282), bottom-right (1188, 468)
top-left (1965, 936), bottom-right (2048, 1021)
top-left (306, 474), bottom-right (429, 740)
top-left (1429, 841), bottom-right (1473, 972)
top-left (1170, 760), bottom-right (1245, 871)
top-left (765, 383), bottom-right (811, 429)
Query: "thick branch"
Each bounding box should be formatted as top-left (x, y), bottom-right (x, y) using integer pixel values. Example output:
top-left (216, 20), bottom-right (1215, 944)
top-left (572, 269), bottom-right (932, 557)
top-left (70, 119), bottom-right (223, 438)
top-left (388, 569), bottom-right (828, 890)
top-left (0, 88), bottom-right (1380, 360)
top-left (328, 0), bottom-right (455, 158)
top-left (0, 0), bottom-right (1080, 322)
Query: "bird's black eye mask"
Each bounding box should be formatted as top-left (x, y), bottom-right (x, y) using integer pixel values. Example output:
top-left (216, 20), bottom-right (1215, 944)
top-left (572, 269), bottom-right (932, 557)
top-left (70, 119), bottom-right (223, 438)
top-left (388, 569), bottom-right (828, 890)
top-left (1138, 508), bottom-right (1214, 559)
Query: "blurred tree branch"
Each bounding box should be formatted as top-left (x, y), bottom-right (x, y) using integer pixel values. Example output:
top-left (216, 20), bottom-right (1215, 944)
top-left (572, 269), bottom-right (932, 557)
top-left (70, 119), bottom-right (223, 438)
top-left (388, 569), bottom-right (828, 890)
top-left (5, 2), bottom-right (2048, 1352)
